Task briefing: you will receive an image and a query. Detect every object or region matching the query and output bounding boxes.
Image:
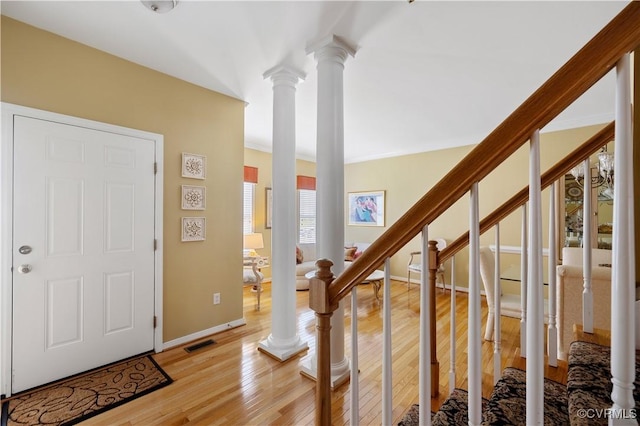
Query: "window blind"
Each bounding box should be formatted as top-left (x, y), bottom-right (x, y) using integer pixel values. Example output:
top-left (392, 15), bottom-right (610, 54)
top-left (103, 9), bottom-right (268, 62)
top-left (298, 189), bottom-right (316, 244)
top-left (243, 182), bottom-right (255, 234)
top-left (243, 166), bottom-right (258, 234)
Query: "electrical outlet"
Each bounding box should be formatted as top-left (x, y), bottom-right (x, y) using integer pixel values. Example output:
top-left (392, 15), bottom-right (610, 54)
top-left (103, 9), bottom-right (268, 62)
top-left (213, 293), bottom-right (221, 305)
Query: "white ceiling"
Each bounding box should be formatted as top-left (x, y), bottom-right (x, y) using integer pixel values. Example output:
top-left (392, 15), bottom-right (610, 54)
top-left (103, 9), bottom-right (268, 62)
top-left (1, 1), bottom-right (629, 163)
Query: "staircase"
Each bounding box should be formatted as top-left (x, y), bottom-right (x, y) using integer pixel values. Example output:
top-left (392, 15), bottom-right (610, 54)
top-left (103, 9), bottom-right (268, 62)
top-left (400, 340), bottom-right (640, 425)
top-left (309, 3), bottom-right (640, 425)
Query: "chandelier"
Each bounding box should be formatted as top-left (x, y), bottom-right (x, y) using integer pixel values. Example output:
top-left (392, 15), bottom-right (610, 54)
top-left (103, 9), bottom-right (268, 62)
top-left (569, 147), bottom-right (614, 199)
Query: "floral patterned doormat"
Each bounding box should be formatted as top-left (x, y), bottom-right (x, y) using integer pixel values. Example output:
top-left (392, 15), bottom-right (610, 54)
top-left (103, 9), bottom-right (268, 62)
top-left (1, 354), bottom-right (172, 426)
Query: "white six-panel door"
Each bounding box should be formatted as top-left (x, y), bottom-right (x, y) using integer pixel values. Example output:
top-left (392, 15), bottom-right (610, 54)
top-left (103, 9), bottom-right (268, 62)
top-left (11, 115), bottom-right (157, 393)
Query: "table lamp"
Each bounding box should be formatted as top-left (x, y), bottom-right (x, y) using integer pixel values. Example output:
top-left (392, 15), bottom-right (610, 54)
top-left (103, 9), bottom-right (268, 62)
top-left (243, 233), bottom-right (264, 257)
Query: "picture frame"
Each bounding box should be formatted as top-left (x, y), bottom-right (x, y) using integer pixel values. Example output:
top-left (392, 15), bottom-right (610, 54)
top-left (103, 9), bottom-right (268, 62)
top-left (265, 187), bottom-right (273, 229)
top-left (181, 185), bottom-right (206, 210)
top-left (181, 152), bottom-right (206, 179)
top-left (181, 217), bottom-right (206, 242)
top-left (348, 191), bottom-right (385, 227)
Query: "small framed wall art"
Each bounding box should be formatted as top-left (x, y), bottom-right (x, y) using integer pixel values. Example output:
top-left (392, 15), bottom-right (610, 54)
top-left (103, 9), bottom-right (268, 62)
top-left (265, 187), bottom-right (273, 229)
top-left (182, 152), bottom-right (206, 179)
top-left (181, 185), bottom-right (206, 210)
top-left (347, 190), bottom-right (385, 227)
top-left (182, 217), bottom-right (206, 242)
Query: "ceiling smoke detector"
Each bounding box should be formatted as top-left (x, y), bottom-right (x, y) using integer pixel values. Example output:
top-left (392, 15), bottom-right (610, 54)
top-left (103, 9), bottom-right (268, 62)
top-left (141, 0), bottom-right (178, 14)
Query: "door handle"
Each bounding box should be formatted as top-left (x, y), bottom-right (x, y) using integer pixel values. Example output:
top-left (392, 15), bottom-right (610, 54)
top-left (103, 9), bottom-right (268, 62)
top-left (18, 245), bottom-right (32, 255)
top-left (18, 264), bottom-right (32, 274)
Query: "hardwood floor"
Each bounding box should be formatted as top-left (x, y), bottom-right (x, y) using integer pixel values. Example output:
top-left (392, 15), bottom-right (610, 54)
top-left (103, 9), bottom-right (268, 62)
top-left (89, 280), bottom-right (563, 425)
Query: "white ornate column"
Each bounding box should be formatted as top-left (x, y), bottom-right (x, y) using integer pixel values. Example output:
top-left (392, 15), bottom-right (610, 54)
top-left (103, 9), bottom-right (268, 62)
top-left (258, 65), bottom-right (309, 361)
top-left (300, 35), bottom-right (356, 387)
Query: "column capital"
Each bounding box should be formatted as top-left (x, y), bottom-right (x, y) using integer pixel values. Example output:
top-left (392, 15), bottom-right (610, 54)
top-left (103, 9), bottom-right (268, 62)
top-left (306, 34), bottom-right (357, 64)
top-left (263, 65), bottom-right (305, 86)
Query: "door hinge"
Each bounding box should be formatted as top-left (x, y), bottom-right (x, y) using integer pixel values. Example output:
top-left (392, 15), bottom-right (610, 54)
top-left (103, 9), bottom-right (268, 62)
top-left (154, 162), bottom-right (157, 174)
top-left (154, 239), bottom-right (157, 251)
top-left (154, 316), bottom-right (157, 328)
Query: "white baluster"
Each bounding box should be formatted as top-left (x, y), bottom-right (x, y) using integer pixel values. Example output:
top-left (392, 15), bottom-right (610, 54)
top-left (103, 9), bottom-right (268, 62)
top-left (548, 182), bottom-right (558, 366)
top-left (419, 227), bottom-right (431, 426)
top-left (520, 204), bottom-right (528, 358)
top-left (582, 157), bottom-right (594, 333)
top-left (609, 53), bottom-right (636, 426)
top-left (526, 130), bottom-right (544, 425)
top-left (469, 183), bottom-right (482, 426)
top-left (350, 285), bottom-right (359, 425)
top-left (449, 255), bottom-right (456, 395)
top-left (493, 224), bottom-right (502, 383)
top-left (382, 257), bottom-right (393, 425)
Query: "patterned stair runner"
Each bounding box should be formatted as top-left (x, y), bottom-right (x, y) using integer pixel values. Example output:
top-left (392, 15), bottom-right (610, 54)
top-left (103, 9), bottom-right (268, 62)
top-left (483, 367), bottom-right (569, 425)
top-left (399, 341), bottom-right (640, 425)
top-left (567, 341), bottom-right (640, 425)
top-left (398, 369), bottom-right (567, 425)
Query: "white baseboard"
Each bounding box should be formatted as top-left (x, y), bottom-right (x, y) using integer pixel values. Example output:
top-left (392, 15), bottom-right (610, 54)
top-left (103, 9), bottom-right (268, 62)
top-left (163, 318), bottom-right (246, 350)
top-left (489, 244), bottom-right (549, 256)
top-left (390, 274), bottom-right (475, 294)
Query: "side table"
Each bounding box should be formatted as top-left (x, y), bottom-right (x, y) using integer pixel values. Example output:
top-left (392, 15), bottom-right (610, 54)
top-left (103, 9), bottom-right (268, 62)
top-left (305, 269), bottom-right (384, 301)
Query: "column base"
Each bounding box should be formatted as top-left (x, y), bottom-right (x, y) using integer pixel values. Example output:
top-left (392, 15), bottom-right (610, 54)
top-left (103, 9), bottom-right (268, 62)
top-left (299, 355), bottom-right (351, 389)
top-left (258, 337), bottom-right (308, 362)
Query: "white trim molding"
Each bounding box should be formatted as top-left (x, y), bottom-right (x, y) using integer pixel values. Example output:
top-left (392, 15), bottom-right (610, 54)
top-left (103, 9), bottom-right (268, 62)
top-left (489, 245), bottom-right (549, 257)
top-left (163, 318), bottom-right (247, 350)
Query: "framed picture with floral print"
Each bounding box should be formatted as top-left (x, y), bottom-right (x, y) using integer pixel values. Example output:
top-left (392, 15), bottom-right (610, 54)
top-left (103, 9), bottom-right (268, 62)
top-left (181, 217), bottom-right (206, 242)
top-left (182, 152), bottom-right (206, 179)
top-left (181, 185), bottom-right (206, 210)
top-left (265, 187), bottom-right (273, 229)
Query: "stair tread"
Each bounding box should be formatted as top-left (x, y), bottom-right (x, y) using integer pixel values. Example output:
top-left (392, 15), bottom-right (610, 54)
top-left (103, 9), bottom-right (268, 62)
top-left (507, 347), bottom-right (568, 385)
top-left (401, 341), bottom-right (639, 426)
top-left (398, 388), bottom-right (488, 426)
top-left (483, 367), bottom-right (569, 426)
top-left (567, 341), bottom-right (640, 425)
top-left (432, 388), bottom-right (488, 426)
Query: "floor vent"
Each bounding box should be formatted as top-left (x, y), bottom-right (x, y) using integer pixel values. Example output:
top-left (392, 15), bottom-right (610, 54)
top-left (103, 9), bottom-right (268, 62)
top-left (184, 339), bottom-right (216, 353)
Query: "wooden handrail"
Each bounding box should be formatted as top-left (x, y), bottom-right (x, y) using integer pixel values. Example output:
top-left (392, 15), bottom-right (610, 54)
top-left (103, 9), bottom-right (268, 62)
top-left (440, 121), bottom-right (615, 264)
top-left (327, 2), bottom-right (640, 304)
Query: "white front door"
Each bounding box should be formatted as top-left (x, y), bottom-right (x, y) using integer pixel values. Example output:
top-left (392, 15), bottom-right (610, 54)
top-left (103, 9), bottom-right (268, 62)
top-left (12, 116), bottom-right (157, 393)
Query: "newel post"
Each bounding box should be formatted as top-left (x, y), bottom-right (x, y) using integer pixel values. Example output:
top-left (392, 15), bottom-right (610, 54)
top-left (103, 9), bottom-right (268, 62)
top-left (428, 240), bottom-right (440, 396)
top-left (309, 259), bottom-right (338, 426)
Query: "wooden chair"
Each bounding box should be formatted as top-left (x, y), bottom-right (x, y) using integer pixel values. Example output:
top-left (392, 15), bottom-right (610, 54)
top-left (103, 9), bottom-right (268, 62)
top-left (243, 256), bottom-right (264, 310)
top-left (407, 238), bottom-right (447, 292)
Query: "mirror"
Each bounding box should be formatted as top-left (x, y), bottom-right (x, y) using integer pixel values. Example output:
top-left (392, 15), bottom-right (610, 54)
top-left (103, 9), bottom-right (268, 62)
top-left (561, 172), bottom-right (613, 250)
top-left (563, 174), bottom-right (585, 248)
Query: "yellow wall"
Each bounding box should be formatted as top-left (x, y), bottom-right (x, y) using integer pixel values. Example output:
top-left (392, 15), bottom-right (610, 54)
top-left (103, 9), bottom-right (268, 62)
top-left (1, 17), bottom-right (245, 342)
top-left (344, 124), bottom-right (609, 290)
top-left (247, 123), bottom-right (611, 294)
top-left (243, 148), bottom-right (316, 275)
top-left (3, 15), bottom-right (633, 343)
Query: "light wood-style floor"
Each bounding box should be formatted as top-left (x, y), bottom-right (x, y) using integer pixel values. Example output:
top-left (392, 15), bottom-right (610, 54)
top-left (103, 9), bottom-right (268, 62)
top-left (89, 280), bottom-right (565, 425)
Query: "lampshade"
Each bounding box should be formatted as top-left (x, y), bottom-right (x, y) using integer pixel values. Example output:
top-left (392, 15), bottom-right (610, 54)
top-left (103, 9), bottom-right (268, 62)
top-left (243, 233), bottom-right (264, 255)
